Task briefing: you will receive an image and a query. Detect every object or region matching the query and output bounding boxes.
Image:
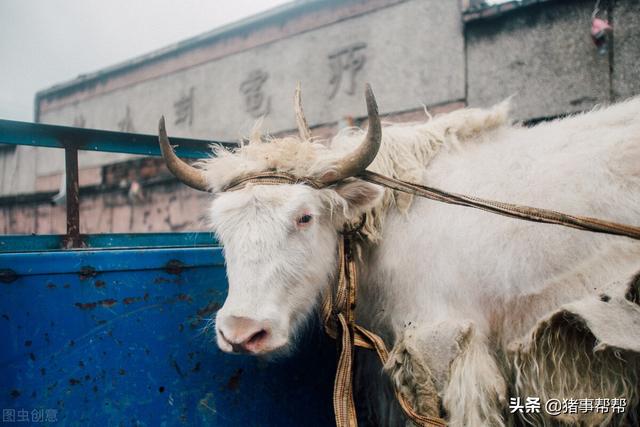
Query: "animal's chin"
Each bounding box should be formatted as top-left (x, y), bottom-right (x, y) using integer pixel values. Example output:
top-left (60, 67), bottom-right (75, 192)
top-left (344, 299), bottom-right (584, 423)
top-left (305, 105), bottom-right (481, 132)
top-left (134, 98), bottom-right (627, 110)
top-left (217, 340), bottom-right (293, 360)
top-left (254, 342), bottom-right (294, 360)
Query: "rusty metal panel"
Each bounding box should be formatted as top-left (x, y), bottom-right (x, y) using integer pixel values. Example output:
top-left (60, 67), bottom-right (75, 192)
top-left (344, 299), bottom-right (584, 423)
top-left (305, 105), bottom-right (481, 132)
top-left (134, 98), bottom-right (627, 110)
top-left (0, 246), bottom-right (335, 425)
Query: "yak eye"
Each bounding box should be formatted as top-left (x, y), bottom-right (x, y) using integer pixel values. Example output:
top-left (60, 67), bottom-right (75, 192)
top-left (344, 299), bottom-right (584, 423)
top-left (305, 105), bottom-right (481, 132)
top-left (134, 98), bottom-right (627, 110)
top-left (297, 214), bottom-right (313, 225)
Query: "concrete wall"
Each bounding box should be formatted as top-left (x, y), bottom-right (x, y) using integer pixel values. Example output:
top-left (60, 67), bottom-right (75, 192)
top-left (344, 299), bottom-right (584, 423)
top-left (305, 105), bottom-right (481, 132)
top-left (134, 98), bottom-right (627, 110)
top-left (39, 0), bottom-right (465, 137)
top-left (612, 0), bottom-right (640, 100)
top-left (466, 0), bottom-right (612, 120)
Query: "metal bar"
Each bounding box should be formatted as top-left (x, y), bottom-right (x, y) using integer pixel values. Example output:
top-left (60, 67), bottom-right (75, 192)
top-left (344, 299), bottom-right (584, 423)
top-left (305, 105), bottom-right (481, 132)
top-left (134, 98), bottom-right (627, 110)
top-left (0, 232), bottom-right (219, 253)
top-left (0, 119), bottom-right (235, 158)
top-left (63, 146), bottom-right (81, 248)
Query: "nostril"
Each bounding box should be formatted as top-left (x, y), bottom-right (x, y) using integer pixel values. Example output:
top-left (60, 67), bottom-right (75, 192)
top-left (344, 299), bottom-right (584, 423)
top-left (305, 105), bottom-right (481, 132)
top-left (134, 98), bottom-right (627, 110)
top-left (218, 316), bottom-right (273, 353)
top-left (247, 329), bottom-right (268, 346)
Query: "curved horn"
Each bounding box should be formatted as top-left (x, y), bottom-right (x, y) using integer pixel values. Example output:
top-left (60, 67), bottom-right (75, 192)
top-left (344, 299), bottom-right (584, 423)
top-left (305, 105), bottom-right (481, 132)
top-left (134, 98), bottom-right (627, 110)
top-left (158, 116), bottom-right (209, 192)
top-left (318, 84), bottom-right (381, 184)
top-left (294, 82), bottom-right (312, 141)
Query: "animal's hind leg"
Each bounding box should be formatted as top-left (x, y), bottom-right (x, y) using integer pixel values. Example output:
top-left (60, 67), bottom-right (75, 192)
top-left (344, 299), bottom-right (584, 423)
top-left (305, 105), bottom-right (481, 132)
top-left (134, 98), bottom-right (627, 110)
top-left (442, 322), bottom-right (507, 427)
top-left (385, 319), bottom-right (507, 426)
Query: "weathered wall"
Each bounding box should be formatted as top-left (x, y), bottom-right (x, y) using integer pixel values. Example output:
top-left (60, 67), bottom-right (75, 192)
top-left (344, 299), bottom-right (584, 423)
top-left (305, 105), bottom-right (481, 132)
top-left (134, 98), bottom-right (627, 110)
top-left (39, 0), bottom-right (464, 136)
top-left (466, 0), bottom-right (611, 120)
top-left (612, 0), bottom-right (640, 100)
top-left (0, 179), bottom-right (210, 235)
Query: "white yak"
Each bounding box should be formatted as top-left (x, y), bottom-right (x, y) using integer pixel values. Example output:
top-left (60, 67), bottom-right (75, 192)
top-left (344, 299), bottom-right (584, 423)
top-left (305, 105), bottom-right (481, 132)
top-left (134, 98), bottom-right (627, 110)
top-left (158, 87), bottom-right (640, 426)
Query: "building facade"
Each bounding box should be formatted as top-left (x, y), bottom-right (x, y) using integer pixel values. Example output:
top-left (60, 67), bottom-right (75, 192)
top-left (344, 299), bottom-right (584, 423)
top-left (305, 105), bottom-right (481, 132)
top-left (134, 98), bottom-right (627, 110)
top-left (1, 0), bottom-right (639, 234)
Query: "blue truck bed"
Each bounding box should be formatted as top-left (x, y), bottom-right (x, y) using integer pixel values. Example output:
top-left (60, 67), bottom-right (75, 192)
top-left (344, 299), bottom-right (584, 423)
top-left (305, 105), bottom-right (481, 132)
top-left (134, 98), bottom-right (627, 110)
top-left (0, 120), bottom-right (337, 426)
top-left (0, 234), bottom-right (336, 426)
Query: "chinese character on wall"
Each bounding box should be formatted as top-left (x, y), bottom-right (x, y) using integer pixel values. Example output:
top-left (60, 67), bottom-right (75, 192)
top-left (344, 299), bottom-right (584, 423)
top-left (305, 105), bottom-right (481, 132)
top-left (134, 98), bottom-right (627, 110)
top-left (174, 87), bottom-right (195, 126)
top-left (240, 70), bottom-right (271, 118)
top-left (328, 42), bottom-right (367, 99)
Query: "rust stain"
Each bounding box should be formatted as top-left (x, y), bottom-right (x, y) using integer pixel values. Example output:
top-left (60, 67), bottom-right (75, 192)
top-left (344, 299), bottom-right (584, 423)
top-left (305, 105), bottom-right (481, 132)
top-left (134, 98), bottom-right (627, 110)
top-left (74, 298), bottom-right (117, 310)
top-left (0, 269), bottom-right (18, 284)
top-left (46, 283), bottom-right (57, 289)
top-left (79, 266), bottom-right (97, 280)
top-left (75, 302), bottom-right (97, 310)
top-left (123, 296), bottom-right (142, 305)
top-left (197, 301), bottom-right (221, 317)
top-left (226, 368), bottom-right (243, 391)
top-left (165, 259), bottom-right (185, 275)
top-left (94, 280), bottom-right (106, 288)
top-left (68, 378), bottom-right (81, 386)
top-left (176, 293), bottom-right (192, 303)
top-left (98, 298), bottom-right (118, 307)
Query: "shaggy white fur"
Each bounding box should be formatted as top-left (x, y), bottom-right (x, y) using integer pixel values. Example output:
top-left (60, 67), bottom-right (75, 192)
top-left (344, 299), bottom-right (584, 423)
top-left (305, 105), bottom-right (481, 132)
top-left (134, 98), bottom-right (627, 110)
top-left (204, 96), bottom-right (640, 426)
top-left (200, 101), bottom-right (510, 240)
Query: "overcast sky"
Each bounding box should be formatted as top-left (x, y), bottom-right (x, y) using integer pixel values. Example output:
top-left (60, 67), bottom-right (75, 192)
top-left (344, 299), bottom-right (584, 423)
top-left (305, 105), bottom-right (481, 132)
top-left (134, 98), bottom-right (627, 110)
top-left (0, 0), bottom-right (290, 122)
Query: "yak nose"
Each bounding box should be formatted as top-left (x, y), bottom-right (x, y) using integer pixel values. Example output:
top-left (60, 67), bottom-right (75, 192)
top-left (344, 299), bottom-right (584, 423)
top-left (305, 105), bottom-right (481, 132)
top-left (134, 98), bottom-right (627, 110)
top-left (218, 316), bottom-right (272, 354)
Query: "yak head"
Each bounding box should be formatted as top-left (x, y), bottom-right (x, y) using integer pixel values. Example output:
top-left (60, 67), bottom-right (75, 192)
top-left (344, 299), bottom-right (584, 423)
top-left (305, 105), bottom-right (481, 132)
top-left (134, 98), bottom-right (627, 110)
top-left (158, 85), bottom-right (383, 356)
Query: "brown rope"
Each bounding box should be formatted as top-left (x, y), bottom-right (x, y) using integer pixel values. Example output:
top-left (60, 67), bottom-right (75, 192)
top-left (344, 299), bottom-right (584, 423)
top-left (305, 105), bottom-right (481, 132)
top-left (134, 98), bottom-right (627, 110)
top-left (323, 232), bottom-right (447, 427)
top-left (358, 170), bottom-right (640, 241)
top-left (223, 171), bottom-right (322, 192)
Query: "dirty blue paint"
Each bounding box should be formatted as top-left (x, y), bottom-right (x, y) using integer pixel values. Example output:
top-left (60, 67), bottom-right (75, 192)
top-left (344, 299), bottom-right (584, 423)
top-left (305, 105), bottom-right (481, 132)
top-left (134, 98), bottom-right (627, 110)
top-left (0, 245), bottom-right (336, 426)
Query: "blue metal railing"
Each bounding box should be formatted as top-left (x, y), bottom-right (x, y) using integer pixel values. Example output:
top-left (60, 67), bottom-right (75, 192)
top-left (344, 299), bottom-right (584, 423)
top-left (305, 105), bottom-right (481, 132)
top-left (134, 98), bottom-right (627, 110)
top-left (0, 119), bottom-right (234, 157)
top-left (0, 232), bottom-right (219, 254)
top-left (0, 119), bottom-right (232, 251)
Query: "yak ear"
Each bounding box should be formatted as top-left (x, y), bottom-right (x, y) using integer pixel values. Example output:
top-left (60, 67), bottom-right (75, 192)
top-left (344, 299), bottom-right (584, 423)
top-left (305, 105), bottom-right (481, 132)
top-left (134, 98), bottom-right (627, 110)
top-left (332, 179), bottom-right (384, 218)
